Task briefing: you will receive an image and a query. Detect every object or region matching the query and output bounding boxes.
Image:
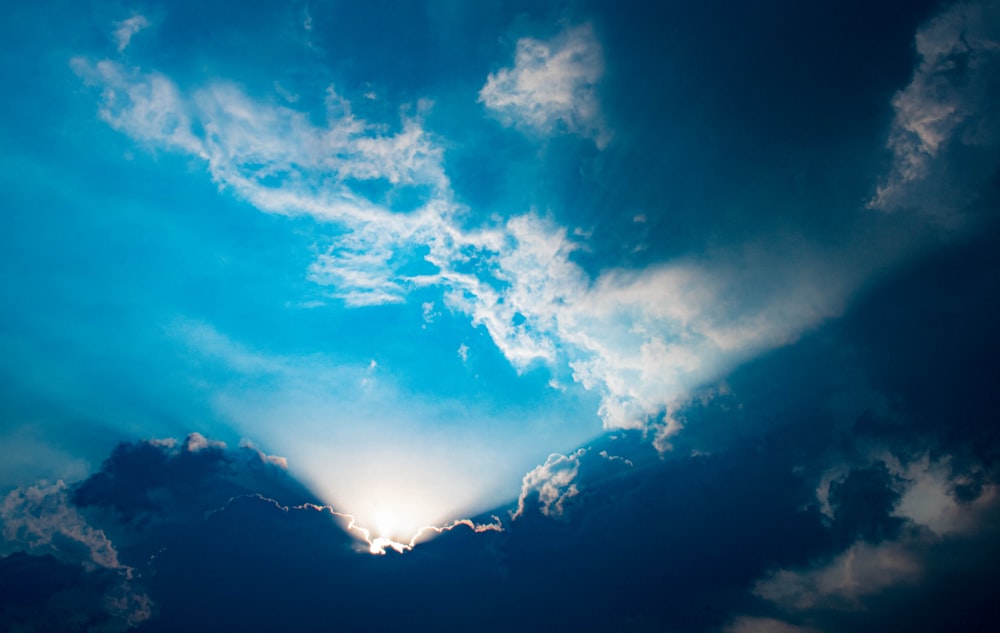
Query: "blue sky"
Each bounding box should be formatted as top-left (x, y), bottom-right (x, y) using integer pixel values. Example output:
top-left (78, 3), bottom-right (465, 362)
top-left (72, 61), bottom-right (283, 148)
top-left (2, 1), bottom-right (1000, 631)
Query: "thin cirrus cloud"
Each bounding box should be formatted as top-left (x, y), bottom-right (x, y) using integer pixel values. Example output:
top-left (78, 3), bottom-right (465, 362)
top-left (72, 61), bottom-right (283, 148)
top-left (113, 14), bottom-right (149, 53)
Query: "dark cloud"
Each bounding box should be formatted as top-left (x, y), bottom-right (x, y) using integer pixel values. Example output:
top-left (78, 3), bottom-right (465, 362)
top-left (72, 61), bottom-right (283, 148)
top-left (0, 551), bottom-right (151, 633)
top-left (71, 434), bottom-right (314, 527)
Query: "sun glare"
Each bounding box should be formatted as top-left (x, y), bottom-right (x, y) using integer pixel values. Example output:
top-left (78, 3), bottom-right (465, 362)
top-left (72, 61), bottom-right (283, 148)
top-left (277, 438), bottom-right (515, 553)
top-left (374, 510), bottom-right (399, 539)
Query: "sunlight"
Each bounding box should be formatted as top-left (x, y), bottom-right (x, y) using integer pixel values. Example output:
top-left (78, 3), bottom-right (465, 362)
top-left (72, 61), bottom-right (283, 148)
top-left (292, 452), bottom-right (508, 555)
top-left (374, 509), bottom-right (400, 539)
top-left (284, 440), bottom-right (506, 551)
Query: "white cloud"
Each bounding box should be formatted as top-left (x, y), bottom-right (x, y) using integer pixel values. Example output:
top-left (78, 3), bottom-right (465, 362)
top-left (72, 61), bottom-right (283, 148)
top-left (238, 439), bottom-right (289, 469)
top-left (885, 452), bottom-right (998, 536)
top-left (513, 448), bottom-right (586, 518)
top-left (184, 431), bottom-right (226, 453)
top-left (870, 0), bottom-right (1000, 217)
top-left (445, 217), bottom-right (852, 437)
top-left (72, 55), bottom-right (455, 306)
top-left (421, 301), bottom-right (439, 324)
top-left (598, 450), bottom-right (633, 467)
top-left (816, 450), bottom-right (999, 538)
top-left (479, 24), bottom-right (610, 147)
top-left (114, 15), bottom-right (149, 53)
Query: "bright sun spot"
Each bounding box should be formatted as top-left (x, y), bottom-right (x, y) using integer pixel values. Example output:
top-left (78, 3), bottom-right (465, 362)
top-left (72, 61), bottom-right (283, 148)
top-left (374, 510), bottom-right (400, 539)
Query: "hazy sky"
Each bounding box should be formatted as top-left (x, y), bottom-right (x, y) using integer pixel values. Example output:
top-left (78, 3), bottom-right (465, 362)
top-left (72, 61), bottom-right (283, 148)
top-left (2, 1), bottom-right (999, 631)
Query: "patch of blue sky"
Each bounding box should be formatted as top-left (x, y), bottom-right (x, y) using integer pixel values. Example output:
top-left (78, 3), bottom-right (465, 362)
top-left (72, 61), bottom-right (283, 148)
top-left (1, 0), bottom-right (610, 526)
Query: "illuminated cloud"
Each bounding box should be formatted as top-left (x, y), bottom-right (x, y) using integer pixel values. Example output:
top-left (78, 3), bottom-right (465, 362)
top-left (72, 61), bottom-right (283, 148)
top-left (513, 448), bottom-right (586, 518)
top-left (755, 538), bottom-right (924, 611)
top-left (479, 24), bottom-right (610, 147)
top-left (870, 0), bottom-right (1000, 220)
top-left (1, 481), bottom-right (120, 570)
top-left (0, 482), bottom-right (153, 629)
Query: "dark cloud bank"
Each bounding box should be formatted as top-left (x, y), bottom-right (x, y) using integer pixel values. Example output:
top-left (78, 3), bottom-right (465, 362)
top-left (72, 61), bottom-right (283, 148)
top-left (4, 217), bottom-right (1000, 632)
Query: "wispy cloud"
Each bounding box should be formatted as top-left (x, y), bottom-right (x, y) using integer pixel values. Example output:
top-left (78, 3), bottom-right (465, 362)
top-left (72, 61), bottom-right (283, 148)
top-left (114, 15), bottom-right (149, 53)
top-left (479, 24), bottom-right (610, 147)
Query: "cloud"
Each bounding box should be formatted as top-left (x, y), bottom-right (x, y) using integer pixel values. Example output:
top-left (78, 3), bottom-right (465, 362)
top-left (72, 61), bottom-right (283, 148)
top-left (725, 617), bottom-right (819, 633)
top-left (1, 481), bottom-right (120, 570)
top-left (513, 448), bottom-right (585, 519)
top-left (870, 0), bottom-right (1000, 221)
top-left (0, 482), bottom-right (153, 630)
top-left (446, 216), bottom-right (853, 437)
top-left (66, 433), bottom-right (314, 557)
top-left (887, 453), bottom-right (999, 537)
top-left (113, 15), bottom-right (149, 53)
top-left (479, 24), bottom-right (610, 147)
top-left (238, 439), bottom-right (289, 469)
top-left (71, 56), bottom-right (447, 307)
top-left (70, 61), bottom-right (449, 197)
top-left (0, 552), bottom-right (153, 633)
top-left (754, 538), bottom-right (924, 611)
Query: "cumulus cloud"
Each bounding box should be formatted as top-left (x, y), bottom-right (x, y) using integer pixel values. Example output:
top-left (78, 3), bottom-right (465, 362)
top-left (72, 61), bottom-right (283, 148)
top-left (66, 432), bottom-right (313, 550)
top-left (870, 0), bottom-right (1000, 220)
top-left (479, 24), bottom-right (610, 147)
top-left (0, 482), bottom-right (153, 630)
top-left (239, 439), bottom-right (289, 469)
top-left (513, 449), bottom-right (586, 518)
top-left (887, 452), bottom-right (998, 536)
top-left (816, 450), bottom-right (998, 539)
top-left (1, 481), bottom-right (120, 569)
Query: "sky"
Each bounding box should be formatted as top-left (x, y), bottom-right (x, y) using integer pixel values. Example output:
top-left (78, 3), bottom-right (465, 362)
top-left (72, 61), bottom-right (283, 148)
top-left (1, 0), bottom-right (999, 631)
